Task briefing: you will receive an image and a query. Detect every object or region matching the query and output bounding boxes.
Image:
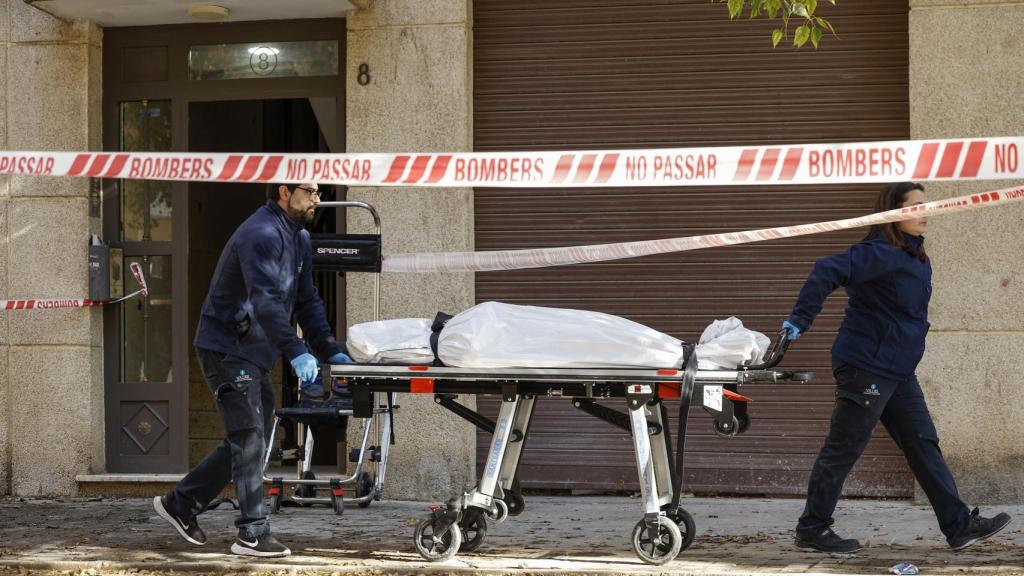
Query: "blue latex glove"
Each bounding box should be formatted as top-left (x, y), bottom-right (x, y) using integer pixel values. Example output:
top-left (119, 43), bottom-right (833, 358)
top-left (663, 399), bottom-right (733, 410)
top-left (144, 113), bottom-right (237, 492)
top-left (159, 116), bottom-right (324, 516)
top-left (782, 321), bottom-right (801, 340)
top-left (328, 352), bottom-right (353, 364)
top-left (290, 352), bottom-right (319, 384)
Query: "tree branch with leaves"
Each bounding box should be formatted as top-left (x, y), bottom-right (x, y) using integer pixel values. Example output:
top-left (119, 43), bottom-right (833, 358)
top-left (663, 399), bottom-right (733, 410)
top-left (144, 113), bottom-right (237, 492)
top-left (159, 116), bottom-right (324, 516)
top-left (716, 0), bottom-right (838, 48)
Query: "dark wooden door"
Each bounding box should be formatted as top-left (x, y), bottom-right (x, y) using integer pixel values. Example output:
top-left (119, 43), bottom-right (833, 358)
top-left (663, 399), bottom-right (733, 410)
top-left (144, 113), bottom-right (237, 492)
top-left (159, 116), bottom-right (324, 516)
top-left (102, 19), bottom-right (345, 472)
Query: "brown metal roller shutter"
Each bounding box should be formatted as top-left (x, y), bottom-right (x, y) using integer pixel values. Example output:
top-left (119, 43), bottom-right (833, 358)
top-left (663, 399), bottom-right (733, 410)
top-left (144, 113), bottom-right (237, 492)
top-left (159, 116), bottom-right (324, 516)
top-left (473, 0), bottom-right (912, 496)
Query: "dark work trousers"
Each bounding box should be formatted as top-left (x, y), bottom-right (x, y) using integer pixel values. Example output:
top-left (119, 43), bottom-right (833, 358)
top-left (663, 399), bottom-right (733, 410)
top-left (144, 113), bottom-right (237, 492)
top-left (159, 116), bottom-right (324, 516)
top-left (797, 357), bottom-right (970, 543)
top-left (168, 348), bottom-right (275, 540)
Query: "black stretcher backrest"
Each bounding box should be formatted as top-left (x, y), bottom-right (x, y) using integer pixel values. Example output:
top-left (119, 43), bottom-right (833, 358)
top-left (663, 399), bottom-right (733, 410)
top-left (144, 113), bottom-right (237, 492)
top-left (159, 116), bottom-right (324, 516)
top-left (311, 233), bottom-right (382, 273)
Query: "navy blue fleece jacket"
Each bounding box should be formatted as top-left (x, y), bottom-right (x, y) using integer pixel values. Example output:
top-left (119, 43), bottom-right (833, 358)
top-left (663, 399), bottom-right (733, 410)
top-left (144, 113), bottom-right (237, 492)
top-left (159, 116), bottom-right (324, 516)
top-left (194, 201), bottom-right (342, 371)
top-left (786, 233), bottom-right (932, 381)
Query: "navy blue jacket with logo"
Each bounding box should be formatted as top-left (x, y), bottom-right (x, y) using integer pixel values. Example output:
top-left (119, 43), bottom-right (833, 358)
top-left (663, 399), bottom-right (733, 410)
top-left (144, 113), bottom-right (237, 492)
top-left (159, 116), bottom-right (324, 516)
top-left (786, 232), bottom-right (931, 381)
top-left (194, 201), bottom-right (342, 371)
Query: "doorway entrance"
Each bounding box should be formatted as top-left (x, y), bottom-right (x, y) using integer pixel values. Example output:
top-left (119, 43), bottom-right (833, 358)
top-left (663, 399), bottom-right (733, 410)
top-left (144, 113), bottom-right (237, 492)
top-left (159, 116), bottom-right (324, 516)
top-left (187, 98), bottom-right (341, 468)
top-left (102, 20), bottom-right (345, 473)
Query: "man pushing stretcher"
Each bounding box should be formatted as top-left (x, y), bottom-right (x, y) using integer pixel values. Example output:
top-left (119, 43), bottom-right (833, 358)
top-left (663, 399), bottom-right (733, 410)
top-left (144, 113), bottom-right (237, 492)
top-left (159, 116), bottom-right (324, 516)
top-left (153, 182), bottom-right (352, 558)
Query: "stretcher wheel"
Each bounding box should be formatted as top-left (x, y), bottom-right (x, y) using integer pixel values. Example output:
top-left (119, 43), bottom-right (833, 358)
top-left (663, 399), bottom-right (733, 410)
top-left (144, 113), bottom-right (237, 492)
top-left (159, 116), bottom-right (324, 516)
top-left (269, 492), bottom-right (282, 515)
top-left (737, 413), bottom-right (751, 434)
top-left (331, 492), bottom-right (345, 515)
top-left (667, 508), bottom-right (696, 552)
top-left (504, 492), bottom-right (525, 516)
top-left (356, 472), bottom-right (374, 508)
top-left (490, 498), bottom-right (509, 524)
top-left (414, 516), bottom-right (462, 562)
top-left (631, 517), bottom-right (682, 566)
top-left (713, 416), bottom-right (740, 438)
top-left (458, 509), bottom-right (488, 552)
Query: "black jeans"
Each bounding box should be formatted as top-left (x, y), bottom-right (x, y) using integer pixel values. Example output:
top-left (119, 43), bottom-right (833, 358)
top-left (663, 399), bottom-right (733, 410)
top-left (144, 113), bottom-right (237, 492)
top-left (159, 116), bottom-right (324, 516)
top-left (168, 348), bottom-right (275, 539)
top-left (797, 357), bottom-right (970, 543)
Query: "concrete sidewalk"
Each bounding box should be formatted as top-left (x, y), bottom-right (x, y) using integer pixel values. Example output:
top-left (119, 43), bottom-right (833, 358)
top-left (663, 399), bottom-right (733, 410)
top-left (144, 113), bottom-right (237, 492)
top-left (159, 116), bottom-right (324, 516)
top-left (0, 495), bottom-right (1021, 575)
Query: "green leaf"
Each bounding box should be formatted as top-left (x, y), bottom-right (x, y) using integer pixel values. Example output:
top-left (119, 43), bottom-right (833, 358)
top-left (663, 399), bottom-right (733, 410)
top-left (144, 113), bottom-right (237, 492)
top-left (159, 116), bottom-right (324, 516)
top-left (792, 3), bottom-right (809, 18)
top-left (805, 0), bottom-right (818, 16)
top-left (772, 28), bottom-right (784, 47)
top-left (811, 26), bottom-right (822, 48)
top-left (815, 16), bottom-right (836, 34)
top-left (727, 0), bottom-right (744, 19)
top-left (793, 24), bottom-right (810, 47)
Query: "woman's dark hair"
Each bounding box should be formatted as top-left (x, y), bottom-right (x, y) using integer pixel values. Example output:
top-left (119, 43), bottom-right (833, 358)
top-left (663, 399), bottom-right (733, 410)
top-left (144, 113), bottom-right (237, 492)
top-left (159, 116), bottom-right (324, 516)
top-left (863, 181), bottom-right (927, 262)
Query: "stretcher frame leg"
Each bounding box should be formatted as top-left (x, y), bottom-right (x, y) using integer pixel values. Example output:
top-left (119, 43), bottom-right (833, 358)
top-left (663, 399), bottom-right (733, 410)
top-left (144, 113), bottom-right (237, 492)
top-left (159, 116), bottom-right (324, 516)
top-left (467, 394), bottom-right (520, 512)
top-left (263, 416), bottom-right (281, 476)
top-left (433, 392), bottom-right (533, 517)
top-left (627, 393), bottom-right (663, 518)
top-left (411, 390), bottom-right (530, 561)
top-left (627, 391), bottom-right (682, 564)
top-left (646, 399), bottom-right (674, 508)
top-left (373, 392), bottom-right (396, 499)
top-left (495, 395), bottom-right (535, 510)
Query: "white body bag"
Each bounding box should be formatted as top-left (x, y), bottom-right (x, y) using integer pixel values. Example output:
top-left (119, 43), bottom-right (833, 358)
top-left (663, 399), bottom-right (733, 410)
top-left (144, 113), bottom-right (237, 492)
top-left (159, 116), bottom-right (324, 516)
top-left (436, 301), bottom-right (687, 369)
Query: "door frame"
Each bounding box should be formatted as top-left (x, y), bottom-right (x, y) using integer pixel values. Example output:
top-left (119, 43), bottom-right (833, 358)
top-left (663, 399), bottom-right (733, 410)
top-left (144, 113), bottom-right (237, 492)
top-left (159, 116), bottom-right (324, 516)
top-left (102, 18), bottom-right (346, 472)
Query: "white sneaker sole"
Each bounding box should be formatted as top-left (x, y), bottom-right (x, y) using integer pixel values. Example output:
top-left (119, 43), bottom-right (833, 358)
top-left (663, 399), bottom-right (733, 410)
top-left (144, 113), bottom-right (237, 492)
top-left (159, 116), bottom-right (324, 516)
top-left (230, 541), bottom-right (292, 558)
top-left (152, 496), bottom-right (205, 546)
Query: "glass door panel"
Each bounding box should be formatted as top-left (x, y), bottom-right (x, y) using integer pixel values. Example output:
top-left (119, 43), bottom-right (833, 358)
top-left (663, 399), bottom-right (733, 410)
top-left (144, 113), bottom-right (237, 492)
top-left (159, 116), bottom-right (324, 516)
top-left (120, 100), bottom-right (173, 241)
top-left (122, 256), bottom-right (173, 383)
top-left (118, 99), bottom-right (173, 386)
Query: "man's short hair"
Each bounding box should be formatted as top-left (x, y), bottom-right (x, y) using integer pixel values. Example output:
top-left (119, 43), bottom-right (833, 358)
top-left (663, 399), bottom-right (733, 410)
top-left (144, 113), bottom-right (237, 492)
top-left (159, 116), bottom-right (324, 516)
top-left (266, 183), bottom-right (286, 203)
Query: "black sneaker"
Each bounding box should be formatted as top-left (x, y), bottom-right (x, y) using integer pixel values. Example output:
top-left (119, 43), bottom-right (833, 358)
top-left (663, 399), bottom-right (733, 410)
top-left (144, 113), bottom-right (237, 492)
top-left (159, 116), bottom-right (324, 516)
top-left (795, 527), bottom-right (862, 554)
top-left (949, 508), bottom-right (1012, 551)
top-left (152, 495), bottom-right (206, 545)
top-left (230, 533), bottom-right (292, 558)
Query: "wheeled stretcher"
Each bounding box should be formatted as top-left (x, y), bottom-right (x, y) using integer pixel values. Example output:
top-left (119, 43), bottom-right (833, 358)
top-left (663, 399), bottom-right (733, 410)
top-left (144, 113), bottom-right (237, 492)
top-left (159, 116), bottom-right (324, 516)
top-left (260, 201), bottom-right (396, 514)
top-left (330, 330), bottom-right (811, 565)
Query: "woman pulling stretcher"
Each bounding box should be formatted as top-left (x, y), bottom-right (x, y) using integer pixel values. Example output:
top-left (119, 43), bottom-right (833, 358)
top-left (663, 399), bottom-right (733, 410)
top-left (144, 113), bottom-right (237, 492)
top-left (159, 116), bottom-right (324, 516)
top-left (782, 181), bottom-right (1011, 554)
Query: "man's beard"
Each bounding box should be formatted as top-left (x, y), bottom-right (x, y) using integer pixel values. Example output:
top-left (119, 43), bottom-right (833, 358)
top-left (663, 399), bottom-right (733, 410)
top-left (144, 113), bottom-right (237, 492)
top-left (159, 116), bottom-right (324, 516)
top-left (287, 201), bottom-right (315, 224)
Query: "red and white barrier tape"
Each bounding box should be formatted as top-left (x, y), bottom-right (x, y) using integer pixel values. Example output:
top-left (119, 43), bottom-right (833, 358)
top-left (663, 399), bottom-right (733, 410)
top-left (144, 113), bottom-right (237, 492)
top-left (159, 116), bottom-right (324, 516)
top-left (381, 184), bottom-right (1024, 273)
top-left (1, 261), bottom-right (149, 311)
top-left (1, 137), bottom-right (1023, 187)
